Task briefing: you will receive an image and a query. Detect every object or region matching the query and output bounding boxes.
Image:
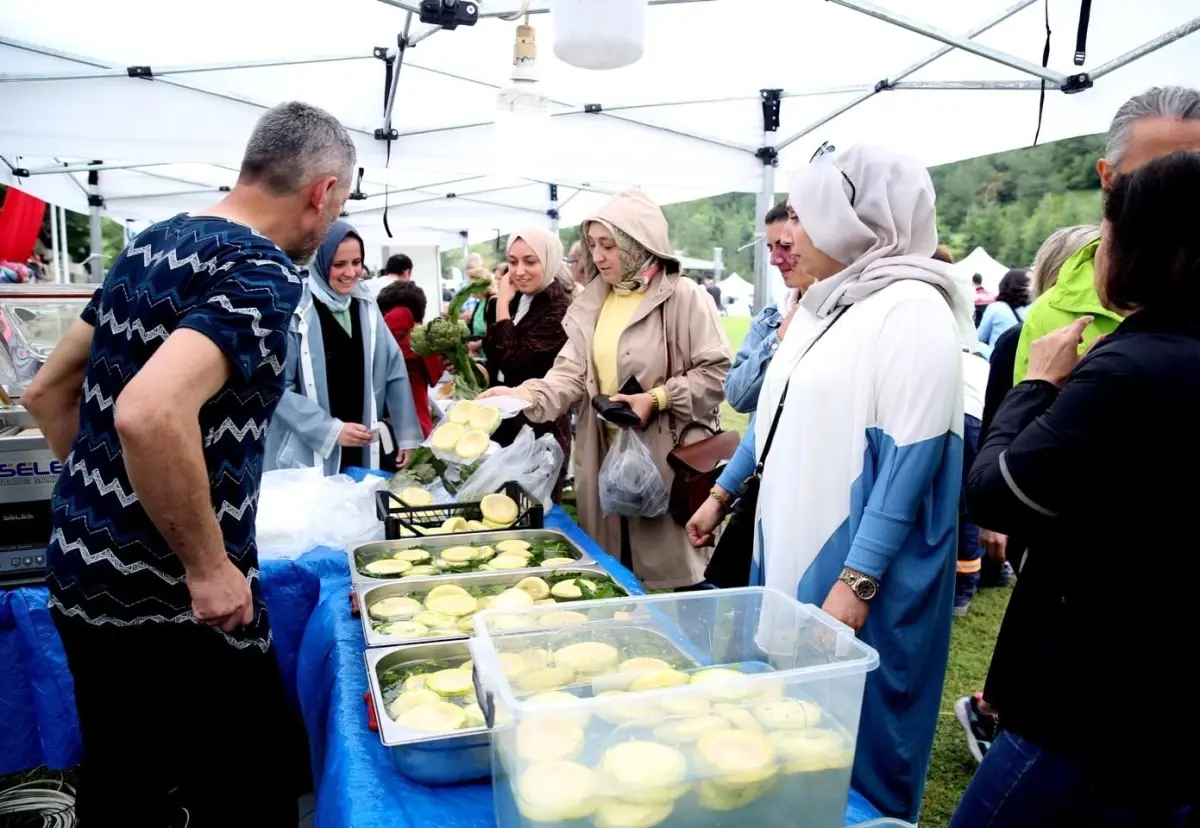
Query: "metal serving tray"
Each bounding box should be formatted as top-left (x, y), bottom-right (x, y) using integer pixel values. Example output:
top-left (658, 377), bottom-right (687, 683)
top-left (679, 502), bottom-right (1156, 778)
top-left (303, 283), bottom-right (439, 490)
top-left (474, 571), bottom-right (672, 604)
top-left (348, 528), bottom-right (595, 586)
top-left (364, 640), bottom-right (491, 785)
top-left (356, 565), bottom-right (626, 649)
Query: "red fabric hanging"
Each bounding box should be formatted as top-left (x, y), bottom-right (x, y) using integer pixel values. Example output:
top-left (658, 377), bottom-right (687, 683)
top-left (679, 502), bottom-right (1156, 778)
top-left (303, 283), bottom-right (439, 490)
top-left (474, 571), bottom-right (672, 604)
top-left (0, 188), bottom-right (47, 264)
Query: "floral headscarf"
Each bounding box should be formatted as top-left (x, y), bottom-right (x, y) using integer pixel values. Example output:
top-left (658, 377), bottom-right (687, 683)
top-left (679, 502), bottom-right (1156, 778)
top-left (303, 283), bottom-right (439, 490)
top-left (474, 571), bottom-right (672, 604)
top-left (590, 219), bottom-right (660, 295)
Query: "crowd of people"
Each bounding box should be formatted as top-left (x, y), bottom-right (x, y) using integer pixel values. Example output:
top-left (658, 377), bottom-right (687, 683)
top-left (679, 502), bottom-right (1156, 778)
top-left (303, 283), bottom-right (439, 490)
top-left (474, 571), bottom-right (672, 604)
top-left (17, 82), bottom-right (1200, 826)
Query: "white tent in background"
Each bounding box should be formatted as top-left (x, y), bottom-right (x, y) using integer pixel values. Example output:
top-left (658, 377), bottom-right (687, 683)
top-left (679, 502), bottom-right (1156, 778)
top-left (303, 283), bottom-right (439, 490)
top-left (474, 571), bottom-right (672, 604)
top-left (0, 0), bottom-right (1196, 302)
top-left (719, 273), bottom-right (755, 300)
top-left (956, 247), bottom-right (1011, 294)
top-left (718, 272), bottom-right (755, 317)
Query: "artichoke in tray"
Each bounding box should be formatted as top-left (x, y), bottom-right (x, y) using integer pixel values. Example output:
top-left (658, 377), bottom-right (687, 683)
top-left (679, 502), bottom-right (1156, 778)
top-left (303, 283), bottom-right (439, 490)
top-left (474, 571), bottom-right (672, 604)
top-left (410, 278), bottom-right (492, 399)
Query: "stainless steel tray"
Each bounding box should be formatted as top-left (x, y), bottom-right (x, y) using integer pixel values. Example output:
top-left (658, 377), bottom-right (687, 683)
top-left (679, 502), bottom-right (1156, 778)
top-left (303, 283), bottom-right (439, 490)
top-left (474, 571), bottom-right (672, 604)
top-left (348, 528), bottom-right (595, 586)
top-left (357, 565), bottom-right (627, 649)
top-left (364, 640), bottom-right (491, 785)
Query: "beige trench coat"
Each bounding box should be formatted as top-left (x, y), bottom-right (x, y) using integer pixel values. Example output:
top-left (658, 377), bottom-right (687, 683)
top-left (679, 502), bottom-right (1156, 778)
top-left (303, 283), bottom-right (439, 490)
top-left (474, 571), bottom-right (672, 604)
top-left (521, 191), bottom-right (732, 588)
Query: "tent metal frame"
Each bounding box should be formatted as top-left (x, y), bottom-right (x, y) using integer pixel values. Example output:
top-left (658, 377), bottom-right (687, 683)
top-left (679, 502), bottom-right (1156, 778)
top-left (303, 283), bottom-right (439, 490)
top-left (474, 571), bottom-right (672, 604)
top-left (0, 1), bottom-right (1196, 297)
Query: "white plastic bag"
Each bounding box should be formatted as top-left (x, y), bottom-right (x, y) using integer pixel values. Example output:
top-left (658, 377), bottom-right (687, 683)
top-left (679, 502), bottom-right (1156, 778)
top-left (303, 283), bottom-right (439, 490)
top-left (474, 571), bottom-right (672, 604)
top-left (598, 428), bottom-right (669, 518)
top-left (256, 468), bottom-right (388, 559)
top-left (454, 426), bottom-right (565, 511)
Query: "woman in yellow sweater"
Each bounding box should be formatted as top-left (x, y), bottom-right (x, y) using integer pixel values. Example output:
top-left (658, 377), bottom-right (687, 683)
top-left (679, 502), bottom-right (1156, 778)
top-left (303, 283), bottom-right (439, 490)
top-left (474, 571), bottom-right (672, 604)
top-left (481, 190), bottom-right (731, 588)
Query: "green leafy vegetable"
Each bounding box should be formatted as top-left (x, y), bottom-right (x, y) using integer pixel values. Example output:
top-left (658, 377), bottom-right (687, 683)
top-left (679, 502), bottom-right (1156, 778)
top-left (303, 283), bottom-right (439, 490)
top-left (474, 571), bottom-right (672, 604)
top-left (407, 278), bottom-right (493, 399)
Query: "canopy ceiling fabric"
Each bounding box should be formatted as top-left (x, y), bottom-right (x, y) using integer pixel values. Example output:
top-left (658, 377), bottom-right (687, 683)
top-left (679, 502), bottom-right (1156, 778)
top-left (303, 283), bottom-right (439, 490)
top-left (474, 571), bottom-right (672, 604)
top-left (1, 0), bottom-right (1197, 238)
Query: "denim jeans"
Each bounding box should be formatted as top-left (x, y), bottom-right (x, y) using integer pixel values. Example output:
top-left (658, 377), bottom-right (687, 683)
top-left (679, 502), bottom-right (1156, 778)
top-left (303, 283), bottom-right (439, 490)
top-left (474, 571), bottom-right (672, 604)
top-left (949, 730), bottom-right (1191, 828)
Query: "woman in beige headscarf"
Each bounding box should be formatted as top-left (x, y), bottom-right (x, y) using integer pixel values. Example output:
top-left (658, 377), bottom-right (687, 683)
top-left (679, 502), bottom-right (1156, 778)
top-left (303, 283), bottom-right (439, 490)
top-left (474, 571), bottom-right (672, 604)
top-left (481, 190), bottom-right (731, 588)
top-left (483, 228), bottom-right (573, 500)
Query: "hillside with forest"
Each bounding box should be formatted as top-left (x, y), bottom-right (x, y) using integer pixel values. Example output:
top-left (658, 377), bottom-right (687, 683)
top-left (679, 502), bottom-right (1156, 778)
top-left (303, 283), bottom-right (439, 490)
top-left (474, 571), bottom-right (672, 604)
top-left (448, 134), bottom-right (1106, 278)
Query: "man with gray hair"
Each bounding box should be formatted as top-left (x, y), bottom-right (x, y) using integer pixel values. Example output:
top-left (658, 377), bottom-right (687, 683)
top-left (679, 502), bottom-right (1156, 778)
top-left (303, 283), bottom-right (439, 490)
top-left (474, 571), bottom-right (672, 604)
top-left (956, 86), bottom-right (1200, 768)
top-left (21, 101), bottom-right (355, 825)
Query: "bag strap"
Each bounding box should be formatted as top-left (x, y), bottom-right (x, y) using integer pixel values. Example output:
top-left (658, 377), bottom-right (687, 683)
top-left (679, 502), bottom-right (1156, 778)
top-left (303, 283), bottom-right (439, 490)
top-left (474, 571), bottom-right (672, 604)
top-left (755, 306), bottom-right (848, 476)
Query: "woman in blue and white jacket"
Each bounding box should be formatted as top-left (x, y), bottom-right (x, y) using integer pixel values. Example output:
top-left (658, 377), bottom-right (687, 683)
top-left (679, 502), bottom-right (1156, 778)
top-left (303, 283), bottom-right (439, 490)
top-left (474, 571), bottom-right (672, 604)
top-left (761, 146), bottom-right (971, 822)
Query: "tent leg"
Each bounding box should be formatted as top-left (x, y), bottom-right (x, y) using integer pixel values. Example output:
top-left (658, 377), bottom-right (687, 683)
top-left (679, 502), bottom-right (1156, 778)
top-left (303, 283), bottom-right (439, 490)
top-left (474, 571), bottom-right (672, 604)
top-left (58, 204), bottom-right (69, 283)
top-left (752, 89), bottom-right (782, 315)
top-left (87, 165), bottom-right (104, 283)
top-left (49, 204), bottom-right (61, 283)
top-left (548, 184), bottom-right (559, 233)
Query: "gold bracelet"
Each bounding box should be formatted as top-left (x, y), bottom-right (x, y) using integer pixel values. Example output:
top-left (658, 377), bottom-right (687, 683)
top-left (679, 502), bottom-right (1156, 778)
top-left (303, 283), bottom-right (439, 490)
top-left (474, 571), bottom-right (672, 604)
top-left (709, 487), bottom-right (734, 509)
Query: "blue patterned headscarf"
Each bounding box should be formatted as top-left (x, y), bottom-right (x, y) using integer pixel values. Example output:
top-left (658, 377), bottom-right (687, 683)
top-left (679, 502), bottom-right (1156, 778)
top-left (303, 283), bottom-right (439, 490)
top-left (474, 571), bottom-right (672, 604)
top-left (307, 220), bottom-right (368, 314)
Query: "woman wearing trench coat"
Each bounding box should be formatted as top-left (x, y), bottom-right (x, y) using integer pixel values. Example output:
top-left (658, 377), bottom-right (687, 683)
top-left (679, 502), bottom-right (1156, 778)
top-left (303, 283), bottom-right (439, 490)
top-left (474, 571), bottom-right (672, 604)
top-left (481, 190), bottom-right (731, 589)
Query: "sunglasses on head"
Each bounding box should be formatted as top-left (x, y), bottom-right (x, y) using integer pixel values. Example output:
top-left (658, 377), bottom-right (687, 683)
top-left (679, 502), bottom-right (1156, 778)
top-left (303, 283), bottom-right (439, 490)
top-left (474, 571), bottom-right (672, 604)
top-left (809, 140), bottom-right (856, 207)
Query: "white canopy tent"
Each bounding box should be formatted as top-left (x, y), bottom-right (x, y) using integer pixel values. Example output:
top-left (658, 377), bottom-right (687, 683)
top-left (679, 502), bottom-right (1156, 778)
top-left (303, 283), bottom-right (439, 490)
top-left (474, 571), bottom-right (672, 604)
top-left (956, 247), bottom-right (1012, 294)
top-left (1, 0), bottom-right (1197, 302)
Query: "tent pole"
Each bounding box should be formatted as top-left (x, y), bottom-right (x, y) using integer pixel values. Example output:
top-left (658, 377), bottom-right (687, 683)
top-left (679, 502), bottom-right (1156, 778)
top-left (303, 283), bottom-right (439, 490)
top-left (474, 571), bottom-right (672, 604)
top-left (58, 203), bottom-right (70, 283)
top-left (828, 0), bottom-right (1065, 84)
top-left (1089, 17), bottom-right (1200, 80)
top-left (87, 165), bottom-right (105, 283)
top-left (49, 204), bottom-right (62, 283)
top-left (548, 184), bottom-right (559, 233)
top-left (776, 0), bottom-right (1036, 152)
top-left (377, 0), bottom-right (715, 17)
top-left (753, 89), bottom-right (781, 315)
top-left (0, 52), bottom-right (372, 84)
top-left (21, 160), bottom-right (175, 176)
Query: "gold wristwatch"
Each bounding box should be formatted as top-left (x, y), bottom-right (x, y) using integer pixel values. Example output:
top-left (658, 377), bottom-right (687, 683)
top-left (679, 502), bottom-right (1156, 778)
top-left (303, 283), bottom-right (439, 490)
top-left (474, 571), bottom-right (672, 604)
top-left (838, 568), bottom-right (879, 601)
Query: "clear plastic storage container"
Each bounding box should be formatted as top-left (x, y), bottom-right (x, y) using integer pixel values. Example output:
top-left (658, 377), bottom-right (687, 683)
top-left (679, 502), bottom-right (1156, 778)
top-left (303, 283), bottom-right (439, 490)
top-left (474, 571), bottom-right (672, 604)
top-left (469, 587), bottom-right (880, 828)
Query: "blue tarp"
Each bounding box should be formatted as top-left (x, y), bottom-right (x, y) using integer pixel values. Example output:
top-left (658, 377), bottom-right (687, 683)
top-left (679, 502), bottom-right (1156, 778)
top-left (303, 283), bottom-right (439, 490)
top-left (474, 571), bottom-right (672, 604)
top-left (0, 548), bottom-right (343, 775)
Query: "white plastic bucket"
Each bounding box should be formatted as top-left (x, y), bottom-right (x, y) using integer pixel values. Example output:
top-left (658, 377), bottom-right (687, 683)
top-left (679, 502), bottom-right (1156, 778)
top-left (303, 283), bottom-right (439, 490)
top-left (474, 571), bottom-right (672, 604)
top-left (552, 0), bottom-right (646, 70)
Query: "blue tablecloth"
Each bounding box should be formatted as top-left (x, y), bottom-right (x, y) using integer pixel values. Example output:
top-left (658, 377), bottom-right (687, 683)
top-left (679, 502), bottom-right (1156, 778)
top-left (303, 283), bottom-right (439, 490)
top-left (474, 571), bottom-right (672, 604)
top-left (295, 508), bottom-right (882, 828)
top-left (0, 547), bottom-right (345, 775)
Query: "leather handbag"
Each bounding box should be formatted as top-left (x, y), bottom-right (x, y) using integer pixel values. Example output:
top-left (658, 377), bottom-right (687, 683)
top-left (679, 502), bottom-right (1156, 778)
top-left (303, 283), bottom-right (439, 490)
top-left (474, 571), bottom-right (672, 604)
top-left (666, 423), bottom-right (740, 527)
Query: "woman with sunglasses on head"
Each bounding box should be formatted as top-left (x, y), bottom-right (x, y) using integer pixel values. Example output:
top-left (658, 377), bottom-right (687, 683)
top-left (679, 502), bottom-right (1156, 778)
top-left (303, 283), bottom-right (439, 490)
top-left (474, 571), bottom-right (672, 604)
top-left (753, 145), bottom-right (973, 822)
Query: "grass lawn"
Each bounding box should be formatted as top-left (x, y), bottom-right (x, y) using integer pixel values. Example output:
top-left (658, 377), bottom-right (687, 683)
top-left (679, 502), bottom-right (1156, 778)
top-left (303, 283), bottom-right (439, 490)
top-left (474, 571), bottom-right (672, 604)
top-left (717, 313), bottom-right (1007, 827)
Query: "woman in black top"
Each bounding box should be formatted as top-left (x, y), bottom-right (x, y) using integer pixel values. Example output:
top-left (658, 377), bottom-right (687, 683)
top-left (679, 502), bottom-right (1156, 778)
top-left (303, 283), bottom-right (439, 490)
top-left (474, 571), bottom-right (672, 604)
top-left (950, 151), bottom-right (1200, 827)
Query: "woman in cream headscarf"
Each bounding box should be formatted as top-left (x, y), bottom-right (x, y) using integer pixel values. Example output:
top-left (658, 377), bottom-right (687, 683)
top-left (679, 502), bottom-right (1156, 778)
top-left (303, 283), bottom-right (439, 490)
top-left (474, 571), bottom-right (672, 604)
top-left (753, 145), bottom-right (972, 822)
top-left (481, 190), bottom-right (731, 588)
top-left (482, 227), bottom-right (573, 498)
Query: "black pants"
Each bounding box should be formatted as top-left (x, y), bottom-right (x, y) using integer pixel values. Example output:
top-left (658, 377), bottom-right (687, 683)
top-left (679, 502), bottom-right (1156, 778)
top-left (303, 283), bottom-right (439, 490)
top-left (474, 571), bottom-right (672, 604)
top-left (53, 609), bottom-right (299, 828)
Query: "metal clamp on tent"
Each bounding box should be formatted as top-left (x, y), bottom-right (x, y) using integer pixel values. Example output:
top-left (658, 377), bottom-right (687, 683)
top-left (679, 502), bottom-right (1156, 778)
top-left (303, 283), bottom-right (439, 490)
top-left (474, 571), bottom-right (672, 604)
top-left (418, 0), bottom-right (479, 29)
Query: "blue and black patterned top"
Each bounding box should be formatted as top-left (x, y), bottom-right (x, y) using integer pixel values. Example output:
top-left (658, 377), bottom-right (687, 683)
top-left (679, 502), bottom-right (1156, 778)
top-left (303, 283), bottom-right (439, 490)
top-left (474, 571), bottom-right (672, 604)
top-left (47, 215), bottom-right (302, 650)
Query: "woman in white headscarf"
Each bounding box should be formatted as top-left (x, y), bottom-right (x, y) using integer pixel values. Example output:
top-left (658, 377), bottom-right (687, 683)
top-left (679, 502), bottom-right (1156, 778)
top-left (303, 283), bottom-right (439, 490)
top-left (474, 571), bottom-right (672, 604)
top-left (265, 221), bottom-right (425, 475)
top-left (482, 228), bottom-right (573, 498)
top-left (753, 145), bottom-right (973, 822)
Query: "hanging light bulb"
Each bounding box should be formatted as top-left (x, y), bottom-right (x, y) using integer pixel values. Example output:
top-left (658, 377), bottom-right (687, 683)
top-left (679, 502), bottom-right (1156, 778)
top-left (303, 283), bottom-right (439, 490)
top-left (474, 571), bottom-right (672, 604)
top-left (492, 21), bottom-right (553, 170)
top-left (553, 0), bottom-right (646, 70)
top-left (495, 22), bottom-right (552, 123)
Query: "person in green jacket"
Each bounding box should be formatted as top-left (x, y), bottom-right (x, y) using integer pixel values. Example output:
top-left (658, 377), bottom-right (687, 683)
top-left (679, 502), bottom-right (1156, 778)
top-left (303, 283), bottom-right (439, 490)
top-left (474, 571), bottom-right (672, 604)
top-left (1013, 85), bottom-right (1200, 384)
top-left (958, 85), bottom-right (1200, 767)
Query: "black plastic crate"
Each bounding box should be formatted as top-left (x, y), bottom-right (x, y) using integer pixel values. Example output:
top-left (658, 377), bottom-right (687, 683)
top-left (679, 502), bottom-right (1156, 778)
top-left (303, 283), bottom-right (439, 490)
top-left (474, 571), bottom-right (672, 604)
top-left (376, 481), bottom-right (544, 540)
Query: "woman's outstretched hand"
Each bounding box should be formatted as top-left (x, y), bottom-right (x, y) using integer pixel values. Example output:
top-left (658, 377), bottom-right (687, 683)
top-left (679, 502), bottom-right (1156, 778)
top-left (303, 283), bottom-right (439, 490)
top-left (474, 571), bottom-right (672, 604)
top-left (476, 386), bottom-right (513, 400)
top-left (1026, 316), bottom-right (1093, 388)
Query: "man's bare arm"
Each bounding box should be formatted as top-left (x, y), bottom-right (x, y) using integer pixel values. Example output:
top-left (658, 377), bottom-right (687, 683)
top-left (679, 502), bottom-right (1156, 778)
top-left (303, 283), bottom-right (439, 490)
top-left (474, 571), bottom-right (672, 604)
top-left (113, 328), bottom-right (232, 578)
top-left (22, 319), bottom-right (94, 460)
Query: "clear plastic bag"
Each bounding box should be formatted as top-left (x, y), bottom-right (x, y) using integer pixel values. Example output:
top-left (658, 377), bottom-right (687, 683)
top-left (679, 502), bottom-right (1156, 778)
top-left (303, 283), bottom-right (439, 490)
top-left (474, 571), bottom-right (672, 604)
top-left (256, 468), bottom-right (388, 559)
top-left (598, 428), bottom-right (669, 518)
top-left (454, 425), bottom-right (565, 511)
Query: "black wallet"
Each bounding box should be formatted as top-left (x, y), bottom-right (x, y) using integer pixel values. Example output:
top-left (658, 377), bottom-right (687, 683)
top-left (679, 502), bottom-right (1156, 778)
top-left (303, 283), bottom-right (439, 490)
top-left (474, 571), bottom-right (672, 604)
top-left (590, 377), bottom-right (645, 427)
